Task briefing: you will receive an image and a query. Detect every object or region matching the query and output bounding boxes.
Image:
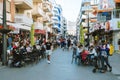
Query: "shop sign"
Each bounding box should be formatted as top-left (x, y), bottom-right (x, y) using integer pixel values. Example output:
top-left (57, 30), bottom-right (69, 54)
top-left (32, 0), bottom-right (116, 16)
top-left (99, 0), bottom-right (115, 10)
top-left (118, 21), bottom-right (120, 28)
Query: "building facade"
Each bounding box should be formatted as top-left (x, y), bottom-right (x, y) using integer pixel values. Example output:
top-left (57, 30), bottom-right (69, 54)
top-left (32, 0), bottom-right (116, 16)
top-left (76, 0), bottom-right (119, 49)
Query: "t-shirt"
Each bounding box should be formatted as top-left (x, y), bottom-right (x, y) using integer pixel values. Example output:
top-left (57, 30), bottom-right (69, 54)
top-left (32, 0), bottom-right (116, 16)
top-left (45, 42), bottom-right (52, 50)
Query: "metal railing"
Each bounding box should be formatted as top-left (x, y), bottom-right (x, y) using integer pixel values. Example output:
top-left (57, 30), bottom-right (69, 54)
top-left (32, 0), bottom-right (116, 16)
top-left (82, 0), bottom-right (91, 4)
top-left (34, 22), bottom-right (43, 30)
top-left (15, 14), bottom-right (33, 26)
top-left (32, 4), bottom-right (45, 16)
top-left (14, 0), bottom-right (33, 8)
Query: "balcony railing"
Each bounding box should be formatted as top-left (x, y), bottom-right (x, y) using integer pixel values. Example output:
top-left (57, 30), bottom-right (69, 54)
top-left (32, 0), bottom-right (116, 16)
top-left (82, 0), bottom-right (91, 4)
top-left (52, 16), bottom-right (59, 21)
top-left (32, 4), bottom-right (45, 17)
top-left (15, 14), bottom-right (33, 26)
top-left (33, 0), bottom-right (43, 3)
top-left (43, 14), bottom-right (50, 22)
top-left (46, 11), bottom-right (53, 17)
top-left (7, 13), bottom-right (11, 22)
top-left (14, 0), bottom-right (33, 9)
top-left (34, 22), bottom-right (43, 30)
top-left (42, 1), bottom-right (51, 12)
top-left (82, 6), bottom-right (92, 12)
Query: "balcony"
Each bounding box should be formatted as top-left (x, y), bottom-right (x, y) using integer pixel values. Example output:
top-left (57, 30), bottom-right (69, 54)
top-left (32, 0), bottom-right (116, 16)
top-left (82, 0), bottom-right (91, 5)
top-left (46, 11), bottom-right (53, 17)
top-left (7, 13), bottom-right (11, 22)
top-left (32, 4), bottom-right (45, 17)
top-left (33, 0), bottom-right (43, 3)
top-left (82, 6), bottom-right (92, 12)
top-left (34, 22), bottom-right (43, 30)
top-left (52, 16), bottom-right (59, 21)
top-left (90, 0), bottom-right (99, 6)
top-left (42, 15), bottom-right (50, 22)
top-left (15, 14), bottom-right (33, 26)
top-left (89, 13), bottom-right (97, 19)
top-left (42, 1), bottom-right (51, 12)
top-left (82, 22), bottom-right (87, 27)
top-left (14, 0), bottom-right (33, 9)
top-left (82, 15), bottom-right (87, 20)
top-left (52, 20), bottom-right (59, 24)
top-left (46, 20), bottom-right (53, 26)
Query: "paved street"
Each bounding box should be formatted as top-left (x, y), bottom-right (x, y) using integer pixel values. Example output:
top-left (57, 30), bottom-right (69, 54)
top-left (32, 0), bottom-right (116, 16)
top-left (0, 48), bottom-right (119, 80)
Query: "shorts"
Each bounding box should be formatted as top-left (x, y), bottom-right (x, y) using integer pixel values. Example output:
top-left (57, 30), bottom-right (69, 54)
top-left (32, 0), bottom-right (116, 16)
top-left (46, 50), bottom-right (52, 55)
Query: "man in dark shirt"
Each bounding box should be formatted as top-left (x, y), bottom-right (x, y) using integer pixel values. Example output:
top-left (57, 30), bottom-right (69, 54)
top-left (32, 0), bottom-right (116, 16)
top-left (45, 39), bottom-right (53, 64)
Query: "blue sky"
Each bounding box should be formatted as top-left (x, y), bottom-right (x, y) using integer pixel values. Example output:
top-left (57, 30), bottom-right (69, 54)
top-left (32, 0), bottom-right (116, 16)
top-left (55, 0), bottom-right (82, 22)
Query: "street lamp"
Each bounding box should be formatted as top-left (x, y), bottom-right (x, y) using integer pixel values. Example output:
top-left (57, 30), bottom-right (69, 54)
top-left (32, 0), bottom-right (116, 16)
top-left (0, 0), bottom-right (11, 65)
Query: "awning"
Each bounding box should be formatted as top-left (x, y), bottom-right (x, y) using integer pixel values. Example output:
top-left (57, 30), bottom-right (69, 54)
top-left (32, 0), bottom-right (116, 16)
top-left (0, 25), bottom-right (15, 30)
top-left (35, 29), bottom-right (46, 35)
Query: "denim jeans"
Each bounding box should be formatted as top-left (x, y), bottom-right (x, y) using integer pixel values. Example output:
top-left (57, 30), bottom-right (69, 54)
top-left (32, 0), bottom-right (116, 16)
top-left (101, 56), bottom-right (111, 70)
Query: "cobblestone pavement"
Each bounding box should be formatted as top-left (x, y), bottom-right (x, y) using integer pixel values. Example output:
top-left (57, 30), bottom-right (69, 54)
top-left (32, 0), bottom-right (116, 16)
top-left (0, 48), bottom-right (119, 80)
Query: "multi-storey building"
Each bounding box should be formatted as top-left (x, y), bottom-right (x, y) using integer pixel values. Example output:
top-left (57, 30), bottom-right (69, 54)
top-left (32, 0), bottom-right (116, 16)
top-left (61, 16), bottom-right (67, 38)
top-left (0, 0), bottom-right (62, 42)
top-left (110, 0), bottom-right (120, 50)
top-left (42, 0), bottom-right (53, 40)
top-left (52, 4), bottom-right (62, 38)
top-left (14, 0), bottom-right (33, 32)
top-left (76, 0), bottom-right (97, 46)
top-left (32, 0), bottom-right (45, 35)
top-left (0, 0), bottom-right (16, 30)
top-left (52, 4), bottom-right (62, 34)
top-left (76, 0), bottom-right (120, 50)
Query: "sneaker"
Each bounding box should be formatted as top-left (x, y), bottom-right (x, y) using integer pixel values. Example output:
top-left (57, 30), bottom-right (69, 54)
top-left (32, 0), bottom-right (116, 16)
top-left (47, 60), bottom-right (50, 64)
top-left (100, 70), bottom-right (106, 73)
top-left (109, 67), bottom-right (112, 72)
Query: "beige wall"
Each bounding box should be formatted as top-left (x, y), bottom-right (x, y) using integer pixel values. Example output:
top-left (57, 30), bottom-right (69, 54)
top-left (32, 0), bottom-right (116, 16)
top-left (11, 0), bottom-right (15, 22)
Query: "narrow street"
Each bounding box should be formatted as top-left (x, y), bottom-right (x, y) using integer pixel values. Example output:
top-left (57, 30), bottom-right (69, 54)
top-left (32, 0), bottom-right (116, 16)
top-left (0, 48), bottom-right (119, 80)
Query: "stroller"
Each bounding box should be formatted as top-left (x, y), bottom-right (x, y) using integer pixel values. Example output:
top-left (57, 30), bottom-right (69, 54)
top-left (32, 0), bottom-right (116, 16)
top-left (80, 49), bottom-right (89, 65)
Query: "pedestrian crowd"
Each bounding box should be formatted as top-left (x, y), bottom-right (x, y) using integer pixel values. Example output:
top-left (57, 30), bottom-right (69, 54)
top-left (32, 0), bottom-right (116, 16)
top-left (71, 40), bottom-right (113, 73)
top-left (0, 33), bottom-right (57, 67)
top-left (0, 33), bottom-right (113, 73)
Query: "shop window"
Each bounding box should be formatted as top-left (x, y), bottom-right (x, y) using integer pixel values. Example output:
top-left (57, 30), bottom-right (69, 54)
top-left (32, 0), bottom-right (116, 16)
top-left (116, 3), bottom-right (120, 9)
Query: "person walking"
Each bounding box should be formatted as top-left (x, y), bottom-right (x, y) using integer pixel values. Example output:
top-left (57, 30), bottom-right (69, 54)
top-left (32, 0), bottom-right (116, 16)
top-left (45, 39), bottom-right (53, 64)
top-left (67, 38), bottom-right (71, 50)
top-left (100, 42), bottom-right (112, 73)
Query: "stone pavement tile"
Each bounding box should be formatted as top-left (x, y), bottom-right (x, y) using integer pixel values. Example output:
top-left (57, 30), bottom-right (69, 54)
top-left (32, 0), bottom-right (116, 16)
top-left (110, 53), bottom-right (120, 75)
top-left (0, 62), bottom-right (6, 69)
top-left (117, 76), bottom-right (120, 80)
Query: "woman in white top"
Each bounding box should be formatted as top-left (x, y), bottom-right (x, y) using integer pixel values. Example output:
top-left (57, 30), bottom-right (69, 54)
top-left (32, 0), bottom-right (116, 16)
top-left (89, 45), bottom-right (97, 57)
